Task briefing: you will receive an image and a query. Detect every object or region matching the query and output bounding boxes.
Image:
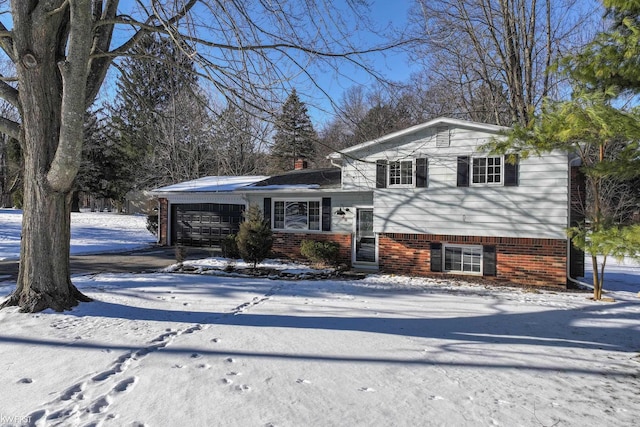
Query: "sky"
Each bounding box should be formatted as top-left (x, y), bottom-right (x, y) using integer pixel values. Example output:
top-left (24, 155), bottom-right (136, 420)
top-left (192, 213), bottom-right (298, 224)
top-left (92, 0), bottom-right (421, 126)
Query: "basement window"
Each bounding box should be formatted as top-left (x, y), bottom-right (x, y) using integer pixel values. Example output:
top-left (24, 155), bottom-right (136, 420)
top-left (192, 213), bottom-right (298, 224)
top-left (444, 245), bottom-right (483, 274)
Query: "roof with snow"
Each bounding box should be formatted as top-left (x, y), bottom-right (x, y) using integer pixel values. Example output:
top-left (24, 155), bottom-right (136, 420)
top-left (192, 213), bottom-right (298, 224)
top-left (151, 176), bottom-right (269, 194)
top-left (247, 168), bottom-right (341, 190)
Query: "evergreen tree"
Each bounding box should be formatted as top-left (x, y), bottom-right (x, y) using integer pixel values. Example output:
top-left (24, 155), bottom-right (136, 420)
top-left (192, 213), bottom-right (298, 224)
top-left (270, 89), bottom-right (318, 172)
top-left (77, 109), bottom-right (136, 211)
top-left (237, 205), bottom-right (273, 268)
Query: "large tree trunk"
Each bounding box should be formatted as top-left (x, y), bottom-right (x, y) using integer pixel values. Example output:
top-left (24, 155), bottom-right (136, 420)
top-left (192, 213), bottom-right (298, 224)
top-left (2, 178), bottom-right (90, 312)
top-left (1, 1), bottom-right (93, 312)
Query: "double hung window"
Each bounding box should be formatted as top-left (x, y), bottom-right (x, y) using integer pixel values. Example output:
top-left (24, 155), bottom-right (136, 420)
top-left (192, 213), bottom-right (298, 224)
top-left (444, 245), bottom-right (483, 274)
top-left (472, 156), bottom-right (502, 184)
top-left (273, 200), bottom-right (320, 231)
top-left (389, 160), bottom-right (413, 186)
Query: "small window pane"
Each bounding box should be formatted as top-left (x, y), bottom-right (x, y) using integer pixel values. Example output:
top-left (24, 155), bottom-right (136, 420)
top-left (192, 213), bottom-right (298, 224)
top-left (285, 201), bottom-right (308, 229)
top-left (445, 247), bottom-right (462, 271)
top-left (309, 201), bottom-right (320, 230)
top-left (274, 201), bottom-right (285, 229)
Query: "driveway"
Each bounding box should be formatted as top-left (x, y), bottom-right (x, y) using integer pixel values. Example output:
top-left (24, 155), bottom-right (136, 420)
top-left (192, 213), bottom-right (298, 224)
top-left (0, 246), bottom-right (217, 284)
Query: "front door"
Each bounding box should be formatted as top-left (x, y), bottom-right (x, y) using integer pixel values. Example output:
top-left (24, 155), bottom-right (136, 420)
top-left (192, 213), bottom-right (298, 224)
top-left (353, 208), bottom-right (376, 264)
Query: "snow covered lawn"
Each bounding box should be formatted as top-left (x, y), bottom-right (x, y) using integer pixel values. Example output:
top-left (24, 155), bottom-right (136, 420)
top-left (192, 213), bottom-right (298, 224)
top-left (0, 209), bottom-right (639, 426)
top-left (0, 208), bottom-right (156, 261)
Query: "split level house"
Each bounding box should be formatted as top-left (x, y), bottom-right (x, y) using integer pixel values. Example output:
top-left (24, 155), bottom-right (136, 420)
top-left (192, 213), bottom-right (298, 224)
top-left (152, 117), bottom-right (585, 287)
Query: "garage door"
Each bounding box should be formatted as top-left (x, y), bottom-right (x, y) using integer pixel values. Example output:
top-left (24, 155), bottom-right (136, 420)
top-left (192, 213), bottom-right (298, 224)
top-left (171, 203), bottom-right (244, 247)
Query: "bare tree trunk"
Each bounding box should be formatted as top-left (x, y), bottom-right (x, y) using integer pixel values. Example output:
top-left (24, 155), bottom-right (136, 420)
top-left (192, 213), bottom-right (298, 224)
top-left (1, 1), bottom-right (93, 312)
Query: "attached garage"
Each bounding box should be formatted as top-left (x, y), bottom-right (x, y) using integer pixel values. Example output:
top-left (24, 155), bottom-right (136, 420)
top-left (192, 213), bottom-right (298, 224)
top-left (171, 203), bottom-right (243, 247)
top-left (151, 176), bottom-right (269, 248)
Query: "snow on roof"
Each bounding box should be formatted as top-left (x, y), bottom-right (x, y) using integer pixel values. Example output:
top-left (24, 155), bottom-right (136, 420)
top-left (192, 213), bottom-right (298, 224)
top-left (151, 176), bottom-right (269, 193)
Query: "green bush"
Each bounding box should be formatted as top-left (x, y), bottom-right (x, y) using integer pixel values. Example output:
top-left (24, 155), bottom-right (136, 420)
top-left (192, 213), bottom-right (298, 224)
top-left (300, 239), bottom-right (341, 266)
top-left (237, 205), bottom-right (273, 268)
top-left (221, 234), bottom-right (240, 259)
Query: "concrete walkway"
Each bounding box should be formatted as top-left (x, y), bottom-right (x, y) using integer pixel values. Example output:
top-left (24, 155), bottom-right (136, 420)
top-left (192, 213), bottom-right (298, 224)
top-left (0, 246), bottom-right (217, 284)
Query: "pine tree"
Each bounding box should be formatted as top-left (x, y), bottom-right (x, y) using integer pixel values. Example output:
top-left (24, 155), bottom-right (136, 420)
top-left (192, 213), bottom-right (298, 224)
top-left (76, 109), bottom-right (136, 210)
top-left (236, 205), bottom-right (273, 268)
top-left (270, 89), bottom-right (318, 172)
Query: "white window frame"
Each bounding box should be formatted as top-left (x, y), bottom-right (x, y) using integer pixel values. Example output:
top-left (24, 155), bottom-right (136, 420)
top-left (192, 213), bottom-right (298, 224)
top-left (443, 244), bottom-right (483, 275)
top-left (272, 199), bottom-right (322, 231)
top-left (472, 156), bottom-right (503, 186)
top-left (388, 160), bottom-right (414, 187)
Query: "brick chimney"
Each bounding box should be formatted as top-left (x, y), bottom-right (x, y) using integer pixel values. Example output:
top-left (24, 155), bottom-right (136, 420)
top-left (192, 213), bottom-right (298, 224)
top-left (294, 158), bottom-right (308, 170)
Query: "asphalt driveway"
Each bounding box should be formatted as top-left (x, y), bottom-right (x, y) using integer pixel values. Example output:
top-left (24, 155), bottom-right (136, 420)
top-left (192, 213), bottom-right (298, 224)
top-left (0, 246), bottom-right (216, 284)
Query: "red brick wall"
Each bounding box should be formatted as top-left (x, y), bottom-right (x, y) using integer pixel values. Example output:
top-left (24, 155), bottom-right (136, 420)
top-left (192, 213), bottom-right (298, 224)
top-left (271, 232), bottom-right (352, 265)
top-left (159, 198), bottom-right (169, 246)
top-left (378, 233), bottom-right (567, 287)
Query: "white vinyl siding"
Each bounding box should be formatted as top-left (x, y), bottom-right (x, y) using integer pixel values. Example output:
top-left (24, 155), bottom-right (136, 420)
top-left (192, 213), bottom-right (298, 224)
top-left (338, 122), bottom-right (569, 239)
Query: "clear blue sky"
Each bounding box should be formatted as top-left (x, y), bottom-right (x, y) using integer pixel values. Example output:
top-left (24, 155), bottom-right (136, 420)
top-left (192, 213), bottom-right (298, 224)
top-left (302, 1), bottom-right (419, 125)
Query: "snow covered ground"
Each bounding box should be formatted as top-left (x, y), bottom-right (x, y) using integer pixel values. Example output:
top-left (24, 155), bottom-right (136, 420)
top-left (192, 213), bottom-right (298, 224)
top-left (0, 210), bottom-right (639, 426)
top-left (0, 208), bottom-right (156, 261)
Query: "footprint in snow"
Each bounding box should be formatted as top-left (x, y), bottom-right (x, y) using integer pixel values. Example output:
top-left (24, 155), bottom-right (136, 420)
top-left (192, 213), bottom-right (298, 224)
top-left (221, 378), bottom-right (233, 385)
top-left (234, 384), bottom-right (251, 392)
top-left (227, 371), bottom-right (241, 376)
top-left (61, 382), bottom-right (85, 401)
top-left (92, 369), bottom-right (117, 382)
top-left (358, 387), bottom-right (375, 392)
top-left (90, 395), bottom-right (112, 413)
top-left (190, 353), bottom-right (201, 359)
top-left (296, 379), bottom-right (311, 384)
top-left (225, 357), bottom-right (235, 363)
top-left (17, 377), bottom-right (33, 384)
top-left (211, 338), bottom-right (221, 343)
top-left (114, 377), bottom-right (137, 393)
top-left (428, 395), bottom-right (444, 401)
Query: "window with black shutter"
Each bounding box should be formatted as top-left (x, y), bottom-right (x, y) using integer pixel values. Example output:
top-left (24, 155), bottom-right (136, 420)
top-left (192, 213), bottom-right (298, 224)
top-left (457, 156), bottom-right (470, 187)
top-left (430, 242), bottom-right (443, 272)
top-left (504, 154), bottom-right (519, 186)
top-left (376, 160), bottom-right (387, 188)
top-left (482, 245), bottom-right (497, 276)
top-left (322, 197), bottom-right (332, 232)
top-left (416, 158), bottom-right (428, 188)
top-left (263, 198), bottom-right (271, 227)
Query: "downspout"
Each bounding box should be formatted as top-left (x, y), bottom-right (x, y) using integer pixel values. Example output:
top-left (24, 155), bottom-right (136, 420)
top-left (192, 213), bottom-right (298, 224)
top-left (567, 156), bottom-right (592, 289)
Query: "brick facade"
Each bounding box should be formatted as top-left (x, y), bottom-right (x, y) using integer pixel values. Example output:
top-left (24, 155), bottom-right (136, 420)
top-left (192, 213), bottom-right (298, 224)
top-left (271, 232), bottom-right (352, 265)
top-left (378, 233), bottom-right (567, 287)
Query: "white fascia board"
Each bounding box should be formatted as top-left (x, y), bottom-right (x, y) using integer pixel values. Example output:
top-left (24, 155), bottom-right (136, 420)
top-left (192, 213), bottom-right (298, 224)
top-left (327, 117), bottom-right (510, 159)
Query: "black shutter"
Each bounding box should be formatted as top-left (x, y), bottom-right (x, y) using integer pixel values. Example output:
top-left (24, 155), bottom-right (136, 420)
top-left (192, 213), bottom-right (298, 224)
top-left (430, 242), bottom-right (443, 272)
top-left (263, 198), bottom-right (271, 227)
top-left (457, 156), bottom-right (470, 187)
top-left (376, 160), bottom-right (387, 188)
top-left (416, 158), bottom-right (428, 188)
top-left (322, 197), bottom-right (331, 232)
top-left (483, 245), bottom-right (497, 276)
top-left (504, 154), bottom-right (519, 187)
